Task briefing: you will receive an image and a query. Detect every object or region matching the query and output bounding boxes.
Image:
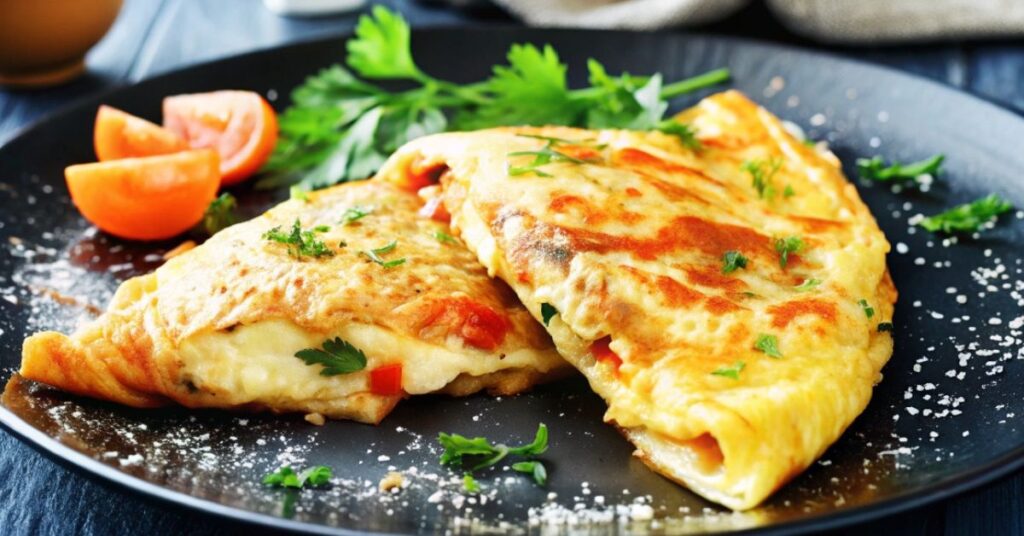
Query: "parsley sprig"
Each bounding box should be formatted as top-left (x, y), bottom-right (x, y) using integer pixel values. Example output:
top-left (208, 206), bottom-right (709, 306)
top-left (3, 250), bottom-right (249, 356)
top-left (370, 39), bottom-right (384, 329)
top-left (774, 236), bottom-right (804, 268)
top-left (743, 158), bottom-right (783, 200)
top-left (857, 154), bottom-right (944, 182)
top-left (711, 360), bottom-right (745, 380)
top-left (721, 250), bottom-right (748, 274)
top-left (259, 6), bottom-right (729, 190)
top-left (341, 205), bottom-right (373, 225)
top-left (361, 240), bottom-right (406, 268)
top-left (438, 423), bottom-right (549, 489)
top-left (263, 219), bottom-right (334, 259)
top-left (263, 465), bottom-right (333, 488)
top-left (540, 303), bottom-right (558, 326)
top-left (754, 334), bottom-right (782, 358)
top-left (202, 193), bottom-right (237, 235)
top-left (919, 194), bottom-right (1013, 234)
top-left (294, 337), bottom-right (368, 376)
top-left (507, 135), bottom-right (594, 177)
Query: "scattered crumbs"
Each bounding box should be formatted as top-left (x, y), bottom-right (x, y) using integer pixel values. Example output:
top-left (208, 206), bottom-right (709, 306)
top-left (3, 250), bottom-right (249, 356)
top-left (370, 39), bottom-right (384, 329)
top-left (304, 412), bottom-right (326, 426)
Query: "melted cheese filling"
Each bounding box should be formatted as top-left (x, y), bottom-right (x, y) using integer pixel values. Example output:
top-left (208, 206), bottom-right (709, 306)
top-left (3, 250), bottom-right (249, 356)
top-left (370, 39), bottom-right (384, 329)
top-left (178, 318), bottom-right (559, 405)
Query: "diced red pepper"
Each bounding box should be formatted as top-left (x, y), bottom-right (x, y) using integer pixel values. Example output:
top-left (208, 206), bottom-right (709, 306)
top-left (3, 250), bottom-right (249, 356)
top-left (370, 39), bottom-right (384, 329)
top-left (370, 364), bottom-right (404, 396)
top-left (590, 336), bottom-right (622, 372)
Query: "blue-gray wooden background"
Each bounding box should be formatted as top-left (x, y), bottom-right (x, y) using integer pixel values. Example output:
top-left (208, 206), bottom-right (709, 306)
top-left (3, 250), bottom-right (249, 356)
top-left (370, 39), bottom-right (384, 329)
top-left (1, 1), bottom-right (1021, 534)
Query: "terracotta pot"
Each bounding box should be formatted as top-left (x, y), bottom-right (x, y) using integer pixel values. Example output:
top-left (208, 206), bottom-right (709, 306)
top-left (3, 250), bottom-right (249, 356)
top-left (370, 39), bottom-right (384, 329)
top-left (0, 0), bottom-right (124, 88)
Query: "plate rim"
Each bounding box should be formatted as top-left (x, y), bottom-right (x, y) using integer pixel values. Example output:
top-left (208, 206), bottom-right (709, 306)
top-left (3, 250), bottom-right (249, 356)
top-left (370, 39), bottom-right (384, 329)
top-left (2, 25), bottom-right (1024, 535)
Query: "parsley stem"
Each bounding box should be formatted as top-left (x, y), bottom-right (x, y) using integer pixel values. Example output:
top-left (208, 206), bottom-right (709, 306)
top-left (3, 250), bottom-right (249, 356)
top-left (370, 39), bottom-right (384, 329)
top-left (660, 68), bottom-right (732, 99)
top-left (471, 445), bottom-right (509, 471)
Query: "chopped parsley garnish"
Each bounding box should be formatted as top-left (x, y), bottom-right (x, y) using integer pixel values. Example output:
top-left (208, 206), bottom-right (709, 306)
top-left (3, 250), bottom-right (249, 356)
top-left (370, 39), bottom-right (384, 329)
top-left (711, 360), bottom-right (745, 380)
top-left (742, 158), bottom-right (783, 200)
top-left (263, 219), bottom-right (334, 259)
top-left (507, 135), bottom-right (592, 177)
top-left (202, 193), bottom-right (237, 235)
top-left (263, 465), bottom-right (333, 488)
top-left (857, 154), bottom-right (944, 182)
top-left (438, 424), bottom-right (549, 487)
top-left (721, 250), bottom-right (748, 274)
top-left (433, 230), bottom-right (458, 244)
top-left (794, 278), bottom-right (822, 292)
top-left (653, 120), bottom-right (700, 150)
top-left (463, 474), bottom-right (481, 493)
top-left (783, 184), bottom-right (796, 198)
top-left (858, 299), bottom-right (875, 319)
top-left (294, 337), bottom-right (367, 376)
top-left (754, 334), bottom-right (782, 358)
top-left (512, 461), bottom-right (548, 486)
top-left (260, 6), bottom-right (729, 191)
top-left (774, 236), bottom-right (804, 268)
top-left (919, 194), bottom-right (1013, 234)
top-left (877, 322), bottom-right (894, 332)
top-left (361, 240), bottom-right (406, 268)
top-left (540, 303), bottom-right (558, 326)
top-left (341, 205), bottom-right (373, 225)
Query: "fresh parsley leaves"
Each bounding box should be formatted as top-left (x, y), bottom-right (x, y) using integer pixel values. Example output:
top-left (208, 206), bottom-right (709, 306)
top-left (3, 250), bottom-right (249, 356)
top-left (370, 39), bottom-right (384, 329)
top-left (341, 205), bottom-right (373, 225)
top-left (774, 236), bottom-right (804, 268)
top-left (438, 423), bottom-right (549, 489)
top-left (263, 465), bottom-right (333, 488)
top-left (711, 360), bottom-right (745, 380)
top-left (361, 240), bottom-right (406, 268)
top-left (261, 6), bottom-right (729, 190)
top-left (919, 194), bottom-right (1013, 234)
top-left (653, 120), bottom-right (700, 150)
top-left (783, 184), bottom-right (796, 198)
top-left (432, 230), bottom-right (458, 244)
top-left (721, 250), bottom-right (748, 274)
top-left (462, 474), bottom-right (481, 493)
top-left (858, 299), bottom-right (875, 319)
top-left (202, 193), bottom-right (237, 235)
top-left (754, 334), bottom-right (782, 358)
top-left (742, 158), bottom-right (783, 200)
top-left (794, 278), bottom-right (822, 291)
top-left (294, 337), bottom-right (368, 376)
top-left (512, 461), bottom-right (548, 486)
top-left (263, 219), bottom-right (334, 259)
top-left (507, 135), bottom-right (591, 177)
top-left (540, 303), bottom-right (558, 326)
top-left (857, 154), bottom-right (944, 182)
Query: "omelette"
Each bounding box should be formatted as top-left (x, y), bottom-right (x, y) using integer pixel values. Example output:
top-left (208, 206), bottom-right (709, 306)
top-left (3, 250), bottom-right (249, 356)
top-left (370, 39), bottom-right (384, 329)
top-left (375, 90), bottom-right (896, 510)
top-left (20, 180), bottom-right (567, 424)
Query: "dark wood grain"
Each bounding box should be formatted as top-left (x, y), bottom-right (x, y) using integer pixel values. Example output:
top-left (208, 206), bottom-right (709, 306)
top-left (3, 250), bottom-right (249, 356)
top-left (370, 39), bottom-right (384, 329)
top-left (0, 1), bottom-right (1022, 534)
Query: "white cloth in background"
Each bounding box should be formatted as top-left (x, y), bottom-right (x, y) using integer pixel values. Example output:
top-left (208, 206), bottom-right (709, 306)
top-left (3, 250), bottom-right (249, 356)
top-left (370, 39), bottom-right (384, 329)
top-left (493, 0), bottom-right (1024, 43)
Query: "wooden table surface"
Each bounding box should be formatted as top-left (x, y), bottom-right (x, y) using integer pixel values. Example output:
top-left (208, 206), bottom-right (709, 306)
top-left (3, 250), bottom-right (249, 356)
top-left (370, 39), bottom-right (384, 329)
top-left (1, 1), bottom-right (1022, 534)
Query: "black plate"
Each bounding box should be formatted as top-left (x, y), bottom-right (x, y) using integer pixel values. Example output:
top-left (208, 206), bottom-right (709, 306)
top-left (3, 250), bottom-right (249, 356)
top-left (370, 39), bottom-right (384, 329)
top-left (1, 28), bottom-right (1023, 535)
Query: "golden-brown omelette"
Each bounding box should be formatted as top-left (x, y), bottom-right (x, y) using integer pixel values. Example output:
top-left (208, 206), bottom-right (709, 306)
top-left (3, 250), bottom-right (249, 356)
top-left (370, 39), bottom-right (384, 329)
top-left (20, 180), bottom-right (568, 424)
top-left (376, 90), bottom-right (896, 509)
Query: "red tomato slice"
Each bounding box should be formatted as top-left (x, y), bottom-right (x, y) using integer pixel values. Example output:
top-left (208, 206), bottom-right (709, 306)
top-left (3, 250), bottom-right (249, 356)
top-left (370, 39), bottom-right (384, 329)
top-left (163, 90), bottom-right (277, 186)
top-left (65, 150), bottom-right (220, 241)
top-left (94, 105), bottom-right (188, 161)
top-left (590, 336), bottom-right (622, 373)
top-left (370, 364), bottom-right (404, 396)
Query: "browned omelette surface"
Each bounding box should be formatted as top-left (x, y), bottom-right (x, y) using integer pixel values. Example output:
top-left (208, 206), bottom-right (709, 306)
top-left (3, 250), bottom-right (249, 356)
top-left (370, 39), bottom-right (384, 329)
top-left (376, 90), bottom-right (896, 509)
top-left (21, 180), bottom-right (566, 424)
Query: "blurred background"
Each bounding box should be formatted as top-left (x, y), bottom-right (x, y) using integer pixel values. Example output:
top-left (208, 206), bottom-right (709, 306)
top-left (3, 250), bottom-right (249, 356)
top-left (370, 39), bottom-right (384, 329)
top-left (0, 0), bottom-right (1022, 534)
top-left (1, 0), bottom-right (1022, 146)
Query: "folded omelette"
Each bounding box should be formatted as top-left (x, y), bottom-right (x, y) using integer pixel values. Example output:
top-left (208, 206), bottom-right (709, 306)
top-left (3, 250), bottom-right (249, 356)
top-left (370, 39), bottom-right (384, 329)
top-left (20, 180), bottom-right (567, 424)
top-left (376, 90), bottom-right (897, 509)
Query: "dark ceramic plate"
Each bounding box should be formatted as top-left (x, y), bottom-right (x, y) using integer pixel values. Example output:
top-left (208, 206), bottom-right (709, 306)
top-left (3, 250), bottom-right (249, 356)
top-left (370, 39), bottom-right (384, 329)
top-left (1, 28), bottom-right (1023, 535)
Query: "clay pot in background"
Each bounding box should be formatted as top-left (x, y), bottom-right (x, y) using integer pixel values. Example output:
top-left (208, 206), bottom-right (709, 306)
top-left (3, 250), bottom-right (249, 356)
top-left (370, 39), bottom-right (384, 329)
top-left (0, 0), bottom-right (124, 88)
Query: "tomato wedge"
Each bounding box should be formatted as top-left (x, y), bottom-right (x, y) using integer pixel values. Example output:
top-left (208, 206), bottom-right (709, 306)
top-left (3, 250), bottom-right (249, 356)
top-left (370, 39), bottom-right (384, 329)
top-left (65, 150), bottom-right (220, 241)
top-left (94, 105), bottom-right (187, 161)
top-left (370, 364), bottom-right (404, 396)
top-left (163, 90), bottom-right (277, 186)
